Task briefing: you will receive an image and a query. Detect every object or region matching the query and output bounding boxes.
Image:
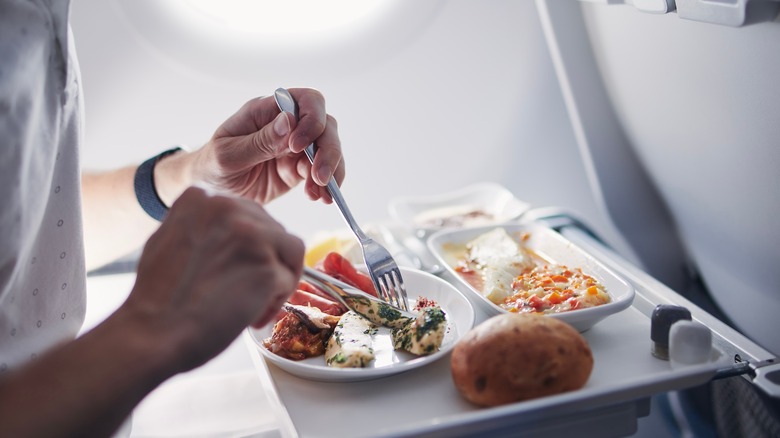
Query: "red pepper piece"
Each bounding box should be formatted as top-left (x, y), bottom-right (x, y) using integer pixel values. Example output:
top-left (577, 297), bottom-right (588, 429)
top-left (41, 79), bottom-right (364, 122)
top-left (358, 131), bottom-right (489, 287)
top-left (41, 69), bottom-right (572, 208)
top-left (320, 252), bottom-right (378, 297)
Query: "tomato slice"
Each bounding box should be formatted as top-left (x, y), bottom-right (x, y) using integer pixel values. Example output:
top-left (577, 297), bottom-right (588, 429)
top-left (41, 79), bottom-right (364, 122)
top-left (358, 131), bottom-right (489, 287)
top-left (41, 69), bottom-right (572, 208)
top-left (287, 290), bottom-right (346, 316)
top-left (297, 280), bottom-right (339, 303)
top-left (320, 252), bottom-right (378, 297)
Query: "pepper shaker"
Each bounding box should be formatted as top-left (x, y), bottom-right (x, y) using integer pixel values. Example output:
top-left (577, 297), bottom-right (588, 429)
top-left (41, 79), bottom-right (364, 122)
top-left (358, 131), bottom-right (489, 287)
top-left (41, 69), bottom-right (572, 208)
top-left (650, 304), bottom-right (692, 360)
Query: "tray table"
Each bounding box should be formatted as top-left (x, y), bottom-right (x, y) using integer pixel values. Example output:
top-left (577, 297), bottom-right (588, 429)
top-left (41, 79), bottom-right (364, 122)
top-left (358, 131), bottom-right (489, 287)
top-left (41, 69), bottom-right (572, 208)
top-left (244, 217), bottom-right (778, 437)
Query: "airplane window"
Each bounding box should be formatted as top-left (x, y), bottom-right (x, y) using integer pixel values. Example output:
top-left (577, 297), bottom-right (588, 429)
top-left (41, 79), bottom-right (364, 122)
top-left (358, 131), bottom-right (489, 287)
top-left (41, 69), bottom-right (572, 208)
top-left (181, 0), bottom-right (396, 39)
top-left (108, 0), bottom-right (443, 82)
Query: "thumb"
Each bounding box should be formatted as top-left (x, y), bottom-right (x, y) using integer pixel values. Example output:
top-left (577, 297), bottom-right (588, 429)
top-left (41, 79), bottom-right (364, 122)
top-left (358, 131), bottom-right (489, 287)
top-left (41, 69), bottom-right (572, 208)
top-left (251, 111), bottom-right (293, 159)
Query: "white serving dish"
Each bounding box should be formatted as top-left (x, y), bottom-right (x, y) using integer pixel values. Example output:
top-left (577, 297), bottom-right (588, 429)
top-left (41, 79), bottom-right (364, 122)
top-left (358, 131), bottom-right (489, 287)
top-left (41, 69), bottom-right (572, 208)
top-left (426, 223), bottom-right (635, 331)
top-left (388, 182), bottom-right (531, 238)
top-left (248, 267), bottom-right (475, 382)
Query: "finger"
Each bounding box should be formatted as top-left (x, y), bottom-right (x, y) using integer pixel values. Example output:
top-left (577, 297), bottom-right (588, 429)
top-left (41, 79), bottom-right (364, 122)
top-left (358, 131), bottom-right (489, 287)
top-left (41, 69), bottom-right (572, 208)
top-left (304, 175), bottom-right (331, 203)
top-left (235, 202), bottom-right (305, 276)
top-left (248, 111), bottom-right (293, 161)
top-left (309, 114), bottom-right (342, 186)
top-left (300, 113), bottom-right (341, 201)
top-left (316, 155), bottom-right (345, 203)
top-left (221, 110), bottom-right (295, 172)
top-left (252, 291), bottom-right (289, 328)
top-left (223, 207), bottom-right (302, 325)
top-left (295, 154), bottom-right (310, 181)
top-left (214, 95), bottom-right (279, 138)
top-left (304, 150), bottom-right (344, 203)
top-left (271, 155), bottom-right (307, 191)
top-left (332, 155), bottom-right (346, 186)
top-left (287, 88), bottom-right (327, 153)
top-left (273, 231), bottom-right (305, 280)
top-left (296, 156), bottom-right (324, 202)
top-left (247, 237), bottom-right (303, 329)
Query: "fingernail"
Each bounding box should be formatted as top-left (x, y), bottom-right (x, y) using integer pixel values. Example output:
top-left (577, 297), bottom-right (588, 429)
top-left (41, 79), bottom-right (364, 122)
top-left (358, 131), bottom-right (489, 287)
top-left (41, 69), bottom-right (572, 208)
top-left (316, 166), bottom-right (331, 185)
top-left (274, 112), bottom-right (290, 137)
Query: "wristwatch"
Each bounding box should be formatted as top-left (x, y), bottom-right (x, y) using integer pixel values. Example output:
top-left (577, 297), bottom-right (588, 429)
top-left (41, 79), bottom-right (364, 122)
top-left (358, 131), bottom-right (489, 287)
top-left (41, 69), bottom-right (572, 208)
top-left (133, 146), bottom-right (183, 221)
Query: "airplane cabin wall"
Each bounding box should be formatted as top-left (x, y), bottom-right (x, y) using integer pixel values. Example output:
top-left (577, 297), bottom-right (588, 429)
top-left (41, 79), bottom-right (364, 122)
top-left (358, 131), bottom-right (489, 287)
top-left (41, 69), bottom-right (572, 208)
top-left (71, 0), bottom-right (625, 254)
top-left (580, 3), bottom-right (780, 354)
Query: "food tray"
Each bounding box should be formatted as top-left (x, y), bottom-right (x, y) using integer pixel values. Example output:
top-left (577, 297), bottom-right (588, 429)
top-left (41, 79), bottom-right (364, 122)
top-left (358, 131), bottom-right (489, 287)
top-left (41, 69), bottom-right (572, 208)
top-left (244, 224), bottom-right (735, 438)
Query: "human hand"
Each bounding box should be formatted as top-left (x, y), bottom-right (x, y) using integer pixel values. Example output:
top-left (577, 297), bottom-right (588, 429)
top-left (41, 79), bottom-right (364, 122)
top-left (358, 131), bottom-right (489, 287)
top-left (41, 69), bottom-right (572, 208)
top-left (191, 88), bottom-right (344, 204)
top-left (119, 186), bottom-right (304, 372)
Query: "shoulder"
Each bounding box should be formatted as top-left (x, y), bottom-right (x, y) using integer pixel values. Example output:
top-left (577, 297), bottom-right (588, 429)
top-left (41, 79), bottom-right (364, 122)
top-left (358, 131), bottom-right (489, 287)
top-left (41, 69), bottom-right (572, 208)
top-left (0, 0), bottom-right (57, 87)
top-left (0, 0), bottom-right (61, 135)
top-left (0, 0), bottom-right (65, 180)
top-left (0, 0), bottom-right (54, 40)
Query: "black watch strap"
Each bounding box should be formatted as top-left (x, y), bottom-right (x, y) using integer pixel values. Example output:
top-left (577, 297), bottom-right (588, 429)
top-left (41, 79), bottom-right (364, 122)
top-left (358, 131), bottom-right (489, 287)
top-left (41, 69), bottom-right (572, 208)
top-left (133, 147), bottom-right (182, 221)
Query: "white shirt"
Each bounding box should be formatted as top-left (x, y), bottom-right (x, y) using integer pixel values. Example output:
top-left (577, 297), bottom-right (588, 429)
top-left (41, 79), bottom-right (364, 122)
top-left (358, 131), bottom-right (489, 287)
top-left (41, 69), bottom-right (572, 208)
top-left (0, 0), bottom-right (86, 372)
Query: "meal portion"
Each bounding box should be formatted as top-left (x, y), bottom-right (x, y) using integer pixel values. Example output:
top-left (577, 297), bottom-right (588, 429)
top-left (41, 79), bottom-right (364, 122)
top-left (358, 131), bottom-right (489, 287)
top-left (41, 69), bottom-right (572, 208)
top-left (325, 310), bottom-right (377, 368)
top-left (263, 304), bottom-right (341, 361)
top-left (505, 264), bottom-right (610, 313)
top-left (451, 313), bottom-right (594, 406)
top-left (448, 228), bottom-right (611, 314)
top-left (392, 306), bottom-right (447, 355)
top-left (263, 252), bottom-right (448, 368)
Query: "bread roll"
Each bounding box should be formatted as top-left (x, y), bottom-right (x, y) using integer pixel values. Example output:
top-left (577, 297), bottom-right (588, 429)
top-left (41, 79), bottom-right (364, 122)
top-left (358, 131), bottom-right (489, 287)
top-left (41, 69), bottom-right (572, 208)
top-left (451, 313), bottom-right (593, 406)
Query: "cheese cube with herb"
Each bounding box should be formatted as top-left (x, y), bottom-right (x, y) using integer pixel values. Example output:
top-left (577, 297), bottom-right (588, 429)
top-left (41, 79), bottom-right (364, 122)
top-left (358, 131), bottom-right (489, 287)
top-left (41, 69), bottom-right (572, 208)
top-left (325, 311), bottom-right (377, 368)
top-left (392, 306), bottom-right (447, 355)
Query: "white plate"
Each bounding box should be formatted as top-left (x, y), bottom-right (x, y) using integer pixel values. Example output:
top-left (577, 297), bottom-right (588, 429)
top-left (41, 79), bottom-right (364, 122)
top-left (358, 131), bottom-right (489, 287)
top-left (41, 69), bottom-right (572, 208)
top-left (247, 267), bottom-right (475, 382)
top-left (387, 182), bottom-right (531, 238)
top-left (427, 223), bottom-right (635, 332)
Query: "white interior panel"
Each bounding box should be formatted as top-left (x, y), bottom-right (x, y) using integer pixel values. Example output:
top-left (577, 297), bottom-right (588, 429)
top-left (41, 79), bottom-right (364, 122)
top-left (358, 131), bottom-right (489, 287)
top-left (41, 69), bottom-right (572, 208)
top-left (581, 4), bottom-right (780, 355)
top-left (70, 0), bottom-right (623, 252)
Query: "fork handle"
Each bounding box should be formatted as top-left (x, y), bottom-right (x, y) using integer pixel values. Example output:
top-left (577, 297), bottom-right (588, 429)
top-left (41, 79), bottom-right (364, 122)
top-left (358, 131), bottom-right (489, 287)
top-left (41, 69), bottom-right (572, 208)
top-left (303, 143), bottom-right (369, 242)
top-left (274, 87), bottom-right (369, 242)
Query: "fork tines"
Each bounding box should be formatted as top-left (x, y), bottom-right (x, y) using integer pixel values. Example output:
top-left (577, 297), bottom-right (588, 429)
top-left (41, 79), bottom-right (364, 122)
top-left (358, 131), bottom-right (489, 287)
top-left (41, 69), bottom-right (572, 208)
top-left (376, 270), bottom-right (409, 312)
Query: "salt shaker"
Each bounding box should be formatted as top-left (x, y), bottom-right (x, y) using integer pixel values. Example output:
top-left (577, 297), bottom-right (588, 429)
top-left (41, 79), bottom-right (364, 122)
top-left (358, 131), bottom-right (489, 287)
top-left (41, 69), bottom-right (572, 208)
top-left (669, 320), bottom-right (712, 369)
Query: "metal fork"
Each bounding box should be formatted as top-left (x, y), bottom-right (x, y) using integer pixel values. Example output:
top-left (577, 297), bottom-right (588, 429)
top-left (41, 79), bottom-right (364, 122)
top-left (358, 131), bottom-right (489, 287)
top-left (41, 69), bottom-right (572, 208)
top-left (302, 266), bottom-right (414, 328)
top-left (274, 87), bottom-right (409, 311)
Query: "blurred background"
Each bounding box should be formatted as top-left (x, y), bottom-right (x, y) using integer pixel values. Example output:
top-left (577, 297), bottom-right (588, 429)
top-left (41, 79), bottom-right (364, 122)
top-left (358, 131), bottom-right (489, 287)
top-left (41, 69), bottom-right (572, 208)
top-left (71, 0), bottom-right (604, 246)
